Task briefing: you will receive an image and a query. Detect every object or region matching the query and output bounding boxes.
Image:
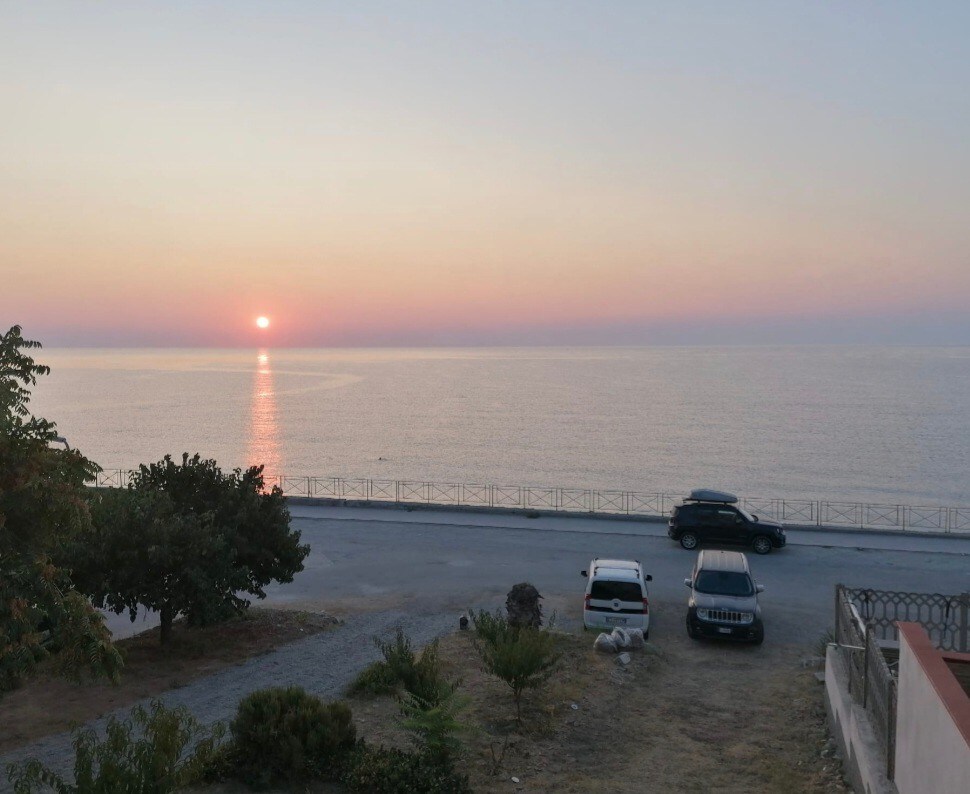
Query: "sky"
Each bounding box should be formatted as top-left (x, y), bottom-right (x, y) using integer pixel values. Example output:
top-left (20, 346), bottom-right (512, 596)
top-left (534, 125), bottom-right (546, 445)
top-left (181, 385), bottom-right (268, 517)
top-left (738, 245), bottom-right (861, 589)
top-left (2, 1), bottom-right (969, 347)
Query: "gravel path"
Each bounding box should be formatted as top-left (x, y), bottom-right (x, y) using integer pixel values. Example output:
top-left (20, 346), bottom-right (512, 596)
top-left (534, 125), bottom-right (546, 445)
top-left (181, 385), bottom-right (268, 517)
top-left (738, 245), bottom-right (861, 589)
top-left (1, 610), bottom-right (454, 792)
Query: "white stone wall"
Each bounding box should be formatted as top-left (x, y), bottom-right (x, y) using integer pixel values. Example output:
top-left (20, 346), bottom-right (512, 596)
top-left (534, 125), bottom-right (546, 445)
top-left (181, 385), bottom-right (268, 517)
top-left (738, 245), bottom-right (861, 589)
top-left (894, 634), bottom-right (970, 794)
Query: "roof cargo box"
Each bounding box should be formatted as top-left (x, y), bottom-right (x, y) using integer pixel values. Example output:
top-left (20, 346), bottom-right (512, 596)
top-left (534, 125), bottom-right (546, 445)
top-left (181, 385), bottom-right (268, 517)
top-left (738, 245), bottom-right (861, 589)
top-left (686, 488), bottom-right (738, 504)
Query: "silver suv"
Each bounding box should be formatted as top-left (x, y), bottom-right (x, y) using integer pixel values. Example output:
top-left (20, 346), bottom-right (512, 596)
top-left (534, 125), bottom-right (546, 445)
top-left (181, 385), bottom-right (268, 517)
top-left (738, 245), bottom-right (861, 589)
top-left (684, 550), bottom-right (764, 644)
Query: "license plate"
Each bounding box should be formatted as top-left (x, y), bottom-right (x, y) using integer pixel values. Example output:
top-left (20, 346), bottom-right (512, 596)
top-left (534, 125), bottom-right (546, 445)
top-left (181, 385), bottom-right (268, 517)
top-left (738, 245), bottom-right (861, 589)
top-left (717, 627), bottom-right (732, 634)
top-left (606, 617), bottom-right (627, 625)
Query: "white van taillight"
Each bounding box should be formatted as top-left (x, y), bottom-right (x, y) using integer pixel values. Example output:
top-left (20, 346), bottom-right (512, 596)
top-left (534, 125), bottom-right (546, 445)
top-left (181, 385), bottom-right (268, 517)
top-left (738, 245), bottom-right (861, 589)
top-left (642, 598), bottom-right (650, 613)
top-left (584, 595), bottom-right (591, 608)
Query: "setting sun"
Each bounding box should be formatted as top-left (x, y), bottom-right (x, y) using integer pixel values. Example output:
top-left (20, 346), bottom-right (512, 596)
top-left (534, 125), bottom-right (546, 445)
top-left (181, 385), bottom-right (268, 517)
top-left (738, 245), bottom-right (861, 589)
top-left (256, 316), bottom-right (270, 329)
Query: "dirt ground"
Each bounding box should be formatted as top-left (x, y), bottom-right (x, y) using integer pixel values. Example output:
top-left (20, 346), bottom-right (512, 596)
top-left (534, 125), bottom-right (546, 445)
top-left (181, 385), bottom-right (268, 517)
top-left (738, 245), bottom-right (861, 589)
top-left (348, 611), bottom-right (848, 793)
top-left (0, 608), bottom-right (338, 754)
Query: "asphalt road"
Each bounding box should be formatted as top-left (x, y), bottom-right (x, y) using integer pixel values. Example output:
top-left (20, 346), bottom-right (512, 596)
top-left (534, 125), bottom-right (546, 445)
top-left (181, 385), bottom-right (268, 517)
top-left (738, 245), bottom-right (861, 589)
top-left (164, 504), bottom-right (969, 647)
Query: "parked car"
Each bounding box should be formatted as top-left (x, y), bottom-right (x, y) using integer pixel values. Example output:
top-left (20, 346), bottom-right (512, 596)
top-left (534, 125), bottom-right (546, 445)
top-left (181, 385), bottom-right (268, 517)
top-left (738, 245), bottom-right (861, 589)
top-left (580, 558), bottom-right (652, 637)
top-left (684, 549), bottom-right (764, 644)
top-left (668, 488), bottom-right (786, 554)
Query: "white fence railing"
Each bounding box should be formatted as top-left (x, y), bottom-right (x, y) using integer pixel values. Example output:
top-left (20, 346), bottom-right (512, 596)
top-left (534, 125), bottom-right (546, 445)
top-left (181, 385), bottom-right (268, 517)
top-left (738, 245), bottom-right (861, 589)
top-left (93, 471), bottom-right (970, 534)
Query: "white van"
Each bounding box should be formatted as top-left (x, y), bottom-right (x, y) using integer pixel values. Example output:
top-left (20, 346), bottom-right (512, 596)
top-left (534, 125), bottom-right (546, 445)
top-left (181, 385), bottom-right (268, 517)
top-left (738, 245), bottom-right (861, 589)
top-left (580, 558), bottom-right (652, 637)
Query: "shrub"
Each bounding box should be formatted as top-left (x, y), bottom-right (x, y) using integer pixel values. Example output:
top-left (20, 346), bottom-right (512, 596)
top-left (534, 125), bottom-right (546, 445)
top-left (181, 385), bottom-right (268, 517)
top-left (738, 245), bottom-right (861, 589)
top-left (349, 659), bottom-right (399, 696)
top-left (377, 630), bottom-right (456, 706)
top-left (5, 700), bottom-right (222, 794)
top-left (230, 686), bottom-right (355, 786)
top-left (476, 627), bottom-right (561, 722)
top-left (341, 744), bottom-right (471, 794)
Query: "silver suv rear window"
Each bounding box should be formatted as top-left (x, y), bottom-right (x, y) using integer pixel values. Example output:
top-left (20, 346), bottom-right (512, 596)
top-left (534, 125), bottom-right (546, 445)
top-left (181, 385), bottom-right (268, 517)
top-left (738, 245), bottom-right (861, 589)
top-left (590, 581), bottom-right (643, 601)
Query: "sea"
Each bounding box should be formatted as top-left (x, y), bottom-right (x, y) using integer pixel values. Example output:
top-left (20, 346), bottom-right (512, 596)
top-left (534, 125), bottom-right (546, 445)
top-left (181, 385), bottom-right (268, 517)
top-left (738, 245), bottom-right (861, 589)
top-left (31, 346), bottom-right (970, 508)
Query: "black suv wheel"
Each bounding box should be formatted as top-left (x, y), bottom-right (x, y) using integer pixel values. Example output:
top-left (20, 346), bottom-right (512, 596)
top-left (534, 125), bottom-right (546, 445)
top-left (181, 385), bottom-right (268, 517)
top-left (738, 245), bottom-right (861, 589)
top-left (751, 535), bottom-right (773, 555)
top-left (680, 531), bottom-right (699, 550)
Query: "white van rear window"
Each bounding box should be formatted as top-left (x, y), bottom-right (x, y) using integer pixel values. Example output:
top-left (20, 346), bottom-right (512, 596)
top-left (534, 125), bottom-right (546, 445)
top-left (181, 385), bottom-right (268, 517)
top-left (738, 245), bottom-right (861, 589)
top-left (590, 581), bottom-right (642, 601)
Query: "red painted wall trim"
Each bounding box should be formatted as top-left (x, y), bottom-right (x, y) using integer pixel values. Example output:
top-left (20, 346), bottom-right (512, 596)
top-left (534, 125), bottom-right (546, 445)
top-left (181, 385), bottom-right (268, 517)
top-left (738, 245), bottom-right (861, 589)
top-left (941, 651), bottom-right (970, 664)
top-left (897, 622), bottom-right (970, 748)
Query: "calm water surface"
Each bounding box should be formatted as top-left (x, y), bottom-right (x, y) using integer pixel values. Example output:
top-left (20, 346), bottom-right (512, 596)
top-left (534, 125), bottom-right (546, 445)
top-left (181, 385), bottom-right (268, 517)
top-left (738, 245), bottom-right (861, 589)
top-left (32, 346), bottom-right (970, 506)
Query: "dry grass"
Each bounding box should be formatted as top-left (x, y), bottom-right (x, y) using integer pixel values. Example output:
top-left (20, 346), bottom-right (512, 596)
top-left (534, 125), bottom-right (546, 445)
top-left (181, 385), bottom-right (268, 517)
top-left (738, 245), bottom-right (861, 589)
top-left (348, 616), bottom-right (848, 793)
top-left (0, 608), bottom-right (338, 755)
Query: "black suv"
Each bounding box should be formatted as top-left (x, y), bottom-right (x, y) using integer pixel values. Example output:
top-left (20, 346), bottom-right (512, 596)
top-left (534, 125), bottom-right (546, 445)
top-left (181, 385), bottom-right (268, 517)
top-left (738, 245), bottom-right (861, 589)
top-left (668, 489), bottom-right (786, 555)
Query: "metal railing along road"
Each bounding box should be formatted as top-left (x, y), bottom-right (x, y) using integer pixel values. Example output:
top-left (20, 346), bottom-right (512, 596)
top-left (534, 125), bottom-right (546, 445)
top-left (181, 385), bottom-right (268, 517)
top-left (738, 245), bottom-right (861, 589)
top-left (92, 471), bottom-right (970, 534)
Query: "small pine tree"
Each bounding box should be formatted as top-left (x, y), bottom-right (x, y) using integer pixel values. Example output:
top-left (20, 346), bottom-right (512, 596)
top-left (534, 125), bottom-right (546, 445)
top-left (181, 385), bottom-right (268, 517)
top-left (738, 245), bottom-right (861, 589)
top-left (476, 627), bottom-right (561, 723)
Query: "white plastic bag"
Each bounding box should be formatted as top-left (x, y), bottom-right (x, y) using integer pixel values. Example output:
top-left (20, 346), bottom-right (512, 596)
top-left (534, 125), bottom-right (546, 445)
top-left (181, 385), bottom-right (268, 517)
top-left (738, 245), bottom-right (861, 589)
top-left (593, 632), bottom-right (618, 653)
top-left (611, 627), bottom-right (631, 648)
top-left (625, 628), bottom-right (645, 649)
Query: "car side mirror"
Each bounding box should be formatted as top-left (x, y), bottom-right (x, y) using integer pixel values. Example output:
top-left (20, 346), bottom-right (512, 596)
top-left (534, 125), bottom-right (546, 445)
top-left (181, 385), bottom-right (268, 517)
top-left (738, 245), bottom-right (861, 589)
top-left (581, 570), bottom-right (587, 577)
top-left (756, 584), bottom-right (765, 593)
top-left (752, 514), bottom-right (759, 522)
top-left (683, 578), bottom-right (692, 588)
top-left (644, 574), bottom-right (653, 582)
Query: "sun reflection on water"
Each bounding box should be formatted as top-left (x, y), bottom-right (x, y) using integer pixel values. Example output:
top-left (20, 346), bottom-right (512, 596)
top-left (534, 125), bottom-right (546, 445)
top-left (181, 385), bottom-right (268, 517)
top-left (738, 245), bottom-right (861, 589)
top-left (247, 349), bottom-right (281, 482)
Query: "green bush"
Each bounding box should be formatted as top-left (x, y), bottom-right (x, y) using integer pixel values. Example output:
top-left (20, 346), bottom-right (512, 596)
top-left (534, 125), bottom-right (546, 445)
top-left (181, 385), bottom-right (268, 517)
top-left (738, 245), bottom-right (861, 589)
top-left (349, 659), bottom-right (399, 696)
top-left (5, 700), bottom-right (222, 794)
top-left (377, 630), bottom-right (456, 706)
top-left (341, 744), bottom-right (471, 794)
top-left (230, 686), bottom-right (356, 786)
top-left (476, 627), bottom-right (561, 722)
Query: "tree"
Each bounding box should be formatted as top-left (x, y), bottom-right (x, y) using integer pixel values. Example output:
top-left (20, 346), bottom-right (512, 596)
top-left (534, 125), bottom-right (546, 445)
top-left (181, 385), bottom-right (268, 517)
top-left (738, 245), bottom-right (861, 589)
top-left (74, 454), bottom-right (310, 645)
top-left (473, 612), bottom-right (560, 724)
top-left (0, 325), bottom-right (122, 693)
top-left (76, 489), bottom-right (226, 646)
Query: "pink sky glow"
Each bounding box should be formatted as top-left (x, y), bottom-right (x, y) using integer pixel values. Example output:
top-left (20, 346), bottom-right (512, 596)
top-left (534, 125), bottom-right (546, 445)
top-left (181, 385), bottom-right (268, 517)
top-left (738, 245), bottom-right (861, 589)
top-left (2, 3), bottom-right (969, 346)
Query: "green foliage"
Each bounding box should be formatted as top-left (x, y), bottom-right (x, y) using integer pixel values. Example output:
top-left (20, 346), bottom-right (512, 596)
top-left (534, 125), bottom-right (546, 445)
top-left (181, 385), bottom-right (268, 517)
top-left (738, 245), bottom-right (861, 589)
top-left (130, 453), bottom-right (308, 614)
top-left (377, 629), bottom-right (457, 707)
top-left (340, 744), bottom-right (471, 794)
top-left (372, 630), bottom-right (467, 764)
top-left (399, 689), bottom-right (469, 766)
top-left (73, 453), bottom-right (310, 644)
top-left (348, 659), bottom-right (399, 696)
top-left (5, 699), bottom-right (223, 793)
top-left (470, 609), bottom-right (516, 648)
top-left (0, 325), bottom-right (121, 694)
top-left (73, 489), bottom-right (224, 646)
top-left (197, 741), bottom-right (238, 784)
top-left (230, 686), bottom-right (356, 786)
top-left (476, 626), bottom-right (561, 722)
